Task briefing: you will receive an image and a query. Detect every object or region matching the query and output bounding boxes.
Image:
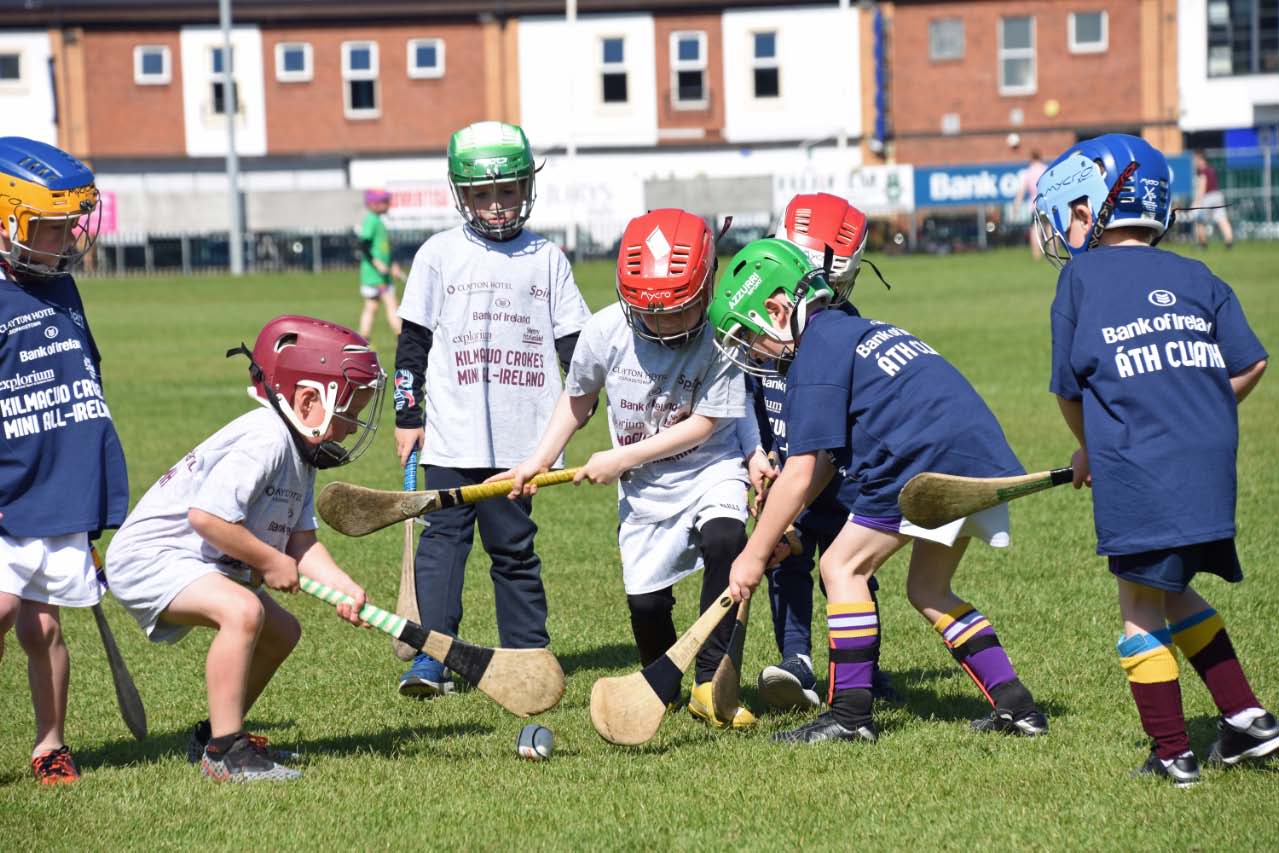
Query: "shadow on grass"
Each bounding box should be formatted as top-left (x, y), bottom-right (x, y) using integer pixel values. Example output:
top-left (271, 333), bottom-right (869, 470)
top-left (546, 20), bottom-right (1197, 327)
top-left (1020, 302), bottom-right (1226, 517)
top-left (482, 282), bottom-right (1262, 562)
top-left (556, 642), bottom-right (640, 675)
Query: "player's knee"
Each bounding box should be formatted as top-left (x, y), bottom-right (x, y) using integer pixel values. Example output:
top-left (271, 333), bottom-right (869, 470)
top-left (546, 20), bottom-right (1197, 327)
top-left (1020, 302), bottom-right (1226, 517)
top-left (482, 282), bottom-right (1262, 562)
top-left (905, 575), bottom-right (943, 613)
top-left (0, 596), bottom-right (18, 635)
top-left (699, 518), bottom-right (746, 567)
top-left (627, 589), bottom-right (675, 621)
top-left (15, 609), bottom-right (61, 653)
top-left (217, 594), bottom-right (266, 638)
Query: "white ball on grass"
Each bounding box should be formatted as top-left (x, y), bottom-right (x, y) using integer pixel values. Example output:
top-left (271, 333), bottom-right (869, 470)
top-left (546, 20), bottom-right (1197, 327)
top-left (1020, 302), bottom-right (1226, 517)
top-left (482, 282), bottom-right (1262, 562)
top-left (516, 723), bottom-right (553, 760)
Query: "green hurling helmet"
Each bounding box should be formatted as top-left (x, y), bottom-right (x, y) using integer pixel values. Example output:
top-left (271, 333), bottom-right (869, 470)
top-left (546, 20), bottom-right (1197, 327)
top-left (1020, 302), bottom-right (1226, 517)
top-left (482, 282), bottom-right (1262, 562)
top-left (447, 121), bottom-right (538, 239)
top-left (708, 238), bottom-right (835, 376)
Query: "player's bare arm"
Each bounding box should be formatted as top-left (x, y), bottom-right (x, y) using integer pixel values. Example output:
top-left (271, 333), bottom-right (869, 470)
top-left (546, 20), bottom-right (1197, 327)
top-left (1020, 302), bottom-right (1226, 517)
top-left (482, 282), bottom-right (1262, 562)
top-left (577, 413), bottom-right (717, 487)
top-left (495, 391), bottom-right (598, 497)
top-left (1231, 358), bottom-right (1267, 403)
top-left (286, 529), bottom-right (366, 626)
top-left (1055, 396), bottom-right (1091, 488)
top-left (730, 450), bottom-right (819, 602)
top-left (187, 508), bottom-right (300, 593)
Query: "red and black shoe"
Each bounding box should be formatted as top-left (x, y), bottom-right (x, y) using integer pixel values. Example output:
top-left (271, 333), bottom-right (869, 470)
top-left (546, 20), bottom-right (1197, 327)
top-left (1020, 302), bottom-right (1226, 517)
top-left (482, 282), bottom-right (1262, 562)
top-left (32, 746), bottom-right (80, 785)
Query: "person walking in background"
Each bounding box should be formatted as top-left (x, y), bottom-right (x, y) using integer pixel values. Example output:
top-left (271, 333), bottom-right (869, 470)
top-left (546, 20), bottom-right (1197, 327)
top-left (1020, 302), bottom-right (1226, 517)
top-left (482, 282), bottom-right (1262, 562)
top-left (357, 189), bottom-right (404, 339)
top-left (1193, 151), bottom-right (1234, 249)
top-left (1014, 152), bottom-right (1048, 258)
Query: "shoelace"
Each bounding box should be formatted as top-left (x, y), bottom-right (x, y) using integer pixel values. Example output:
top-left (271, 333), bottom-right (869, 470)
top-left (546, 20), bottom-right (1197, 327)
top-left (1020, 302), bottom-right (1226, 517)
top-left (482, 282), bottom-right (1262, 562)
top-left (33, 748), bottom-right (77, 782)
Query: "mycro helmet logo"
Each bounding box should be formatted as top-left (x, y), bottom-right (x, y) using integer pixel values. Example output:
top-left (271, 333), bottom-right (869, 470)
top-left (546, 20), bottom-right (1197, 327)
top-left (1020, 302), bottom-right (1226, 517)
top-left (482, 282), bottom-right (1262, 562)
top-left (1148, 289), bottom-right (1176, 307)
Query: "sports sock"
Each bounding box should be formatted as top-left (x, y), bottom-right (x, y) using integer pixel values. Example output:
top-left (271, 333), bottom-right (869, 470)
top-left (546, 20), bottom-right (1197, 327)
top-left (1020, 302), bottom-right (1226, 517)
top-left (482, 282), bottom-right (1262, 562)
top-left (933, 603), bottom-right (1020, 707)
top-left (829, 687), bottom-right (873, 730)
top-left (626, 591), bottom-right (677, 668)
top-left (827, 601), bottom-right (877, 706)
top-left (205, 731), bottom-right (244, 757)
top-left (1119, 630), bottom-right (1190, 760)
top-left (1169, 608), bottom-right (1261, 718)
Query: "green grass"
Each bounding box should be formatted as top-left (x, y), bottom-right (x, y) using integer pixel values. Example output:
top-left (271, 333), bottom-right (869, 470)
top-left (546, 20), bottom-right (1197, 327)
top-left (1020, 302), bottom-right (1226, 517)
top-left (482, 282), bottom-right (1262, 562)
top-left (3, 244), bottom-right (1278, 850)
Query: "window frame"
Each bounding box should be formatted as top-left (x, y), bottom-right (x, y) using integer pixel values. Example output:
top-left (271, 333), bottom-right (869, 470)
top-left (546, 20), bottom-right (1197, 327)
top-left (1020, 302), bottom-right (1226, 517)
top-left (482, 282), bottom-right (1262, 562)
top-left (342, 40), bottom-right (380, 120)
top-left (1068, 11), bottom-right (1109, 54)
top-left (997, 15), bottom-right (1036, 96)
top-left (669, 30), bottom-right (709, 110)
top-left (751, 29), bottom-right (780, 100)
top-left (599, 35), bottom-right (629, 106)
top-left (929, 18), bottom-right (965, 62)
top-left (407, 37), bottom-right (446, 80)
top-left (209, 46), bottom-right (242, 117)
top-left (133, 44), bottom-right (172, 86)
top-left (274, 41), bottom-right (313, 83)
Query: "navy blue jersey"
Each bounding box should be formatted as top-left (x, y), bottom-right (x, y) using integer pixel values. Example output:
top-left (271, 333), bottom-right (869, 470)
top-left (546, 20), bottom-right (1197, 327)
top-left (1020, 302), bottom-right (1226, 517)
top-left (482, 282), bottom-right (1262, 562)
top-left (1049, 245), bottom-right (1266, 555)
top-left (786, 309), bottom-right (1023, 518)
top-left (0, 271), bottom-right (128, 537)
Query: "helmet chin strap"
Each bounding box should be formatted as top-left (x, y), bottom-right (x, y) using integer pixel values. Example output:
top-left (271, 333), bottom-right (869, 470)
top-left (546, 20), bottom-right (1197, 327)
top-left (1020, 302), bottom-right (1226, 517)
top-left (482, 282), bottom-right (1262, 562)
top-left (788, 245), bottom-right (834, 342)
top-left (225, 344), bottom-right (350, 470)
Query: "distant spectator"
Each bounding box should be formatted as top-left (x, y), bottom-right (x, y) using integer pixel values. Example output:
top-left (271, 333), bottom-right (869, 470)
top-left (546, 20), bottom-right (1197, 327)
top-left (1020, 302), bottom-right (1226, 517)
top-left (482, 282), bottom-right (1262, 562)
top-left (1193, 151), bottom-right (1234, 249)
top-left (357, 189), bottom-right (404, 338)
top-left (1014, 151), bottom-right (1048, 257)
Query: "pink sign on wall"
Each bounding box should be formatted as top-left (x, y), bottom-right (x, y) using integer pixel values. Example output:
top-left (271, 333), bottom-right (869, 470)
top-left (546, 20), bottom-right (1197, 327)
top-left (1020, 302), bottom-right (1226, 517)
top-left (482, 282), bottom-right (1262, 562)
top-left (97, 189), bottom-right (118, 236)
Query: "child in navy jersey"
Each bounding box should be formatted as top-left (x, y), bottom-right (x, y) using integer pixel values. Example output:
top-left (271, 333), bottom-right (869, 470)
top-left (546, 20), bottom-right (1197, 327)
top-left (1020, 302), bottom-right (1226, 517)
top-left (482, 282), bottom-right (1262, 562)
top-left (1035, 134), bottom-right (1271, 786)
top-left (0, 138), bottom-right (126, 785)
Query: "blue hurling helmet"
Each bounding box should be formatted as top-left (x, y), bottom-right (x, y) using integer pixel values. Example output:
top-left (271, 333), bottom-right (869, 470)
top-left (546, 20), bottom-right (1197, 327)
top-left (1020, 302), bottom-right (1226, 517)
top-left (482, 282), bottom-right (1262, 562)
top-left (1033, 133), bottom-right (1172, 268)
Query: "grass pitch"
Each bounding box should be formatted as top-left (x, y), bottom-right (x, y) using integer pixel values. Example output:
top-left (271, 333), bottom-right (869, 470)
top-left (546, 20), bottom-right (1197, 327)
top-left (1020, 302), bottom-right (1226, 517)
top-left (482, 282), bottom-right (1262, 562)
top-left (2, 244), bottom-right (1278, 850)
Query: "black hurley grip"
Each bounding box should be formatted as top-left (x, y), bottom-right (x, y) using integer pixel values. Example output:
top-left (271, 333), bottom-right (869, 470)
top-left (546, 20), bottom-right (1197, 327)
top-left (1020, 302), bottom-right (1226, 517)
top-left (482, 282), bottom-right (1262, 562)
top-left (399, 622), bottom-right (429, 652)
top-left (641, 656), bottom-right (684, 705)
top-left (443, 638), bottom-right (496, 685)
top-left (1049, 467), bottom-right (1073, 486)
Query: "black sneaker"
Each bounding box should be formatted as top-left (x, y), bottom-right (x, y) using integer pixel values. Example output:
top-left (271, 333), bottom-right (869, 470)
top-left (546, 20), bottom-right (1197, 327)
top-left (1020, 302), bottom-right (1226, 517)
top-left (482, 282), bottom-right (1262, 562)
top-left (971, 706), bottom-right (1049, 737)
top-left (187, 720), bottom-right (298, 764)
top-left (201, 734), bottom-right (301, 783)
top-left (773, 711), bottom-right (877, 744)
top-left (1135, 749), bottom-right (1200, 788)
top-left (757, 655), bottom-right (821, 712)
top-left (1208, 712), bottom-right (1279, 767)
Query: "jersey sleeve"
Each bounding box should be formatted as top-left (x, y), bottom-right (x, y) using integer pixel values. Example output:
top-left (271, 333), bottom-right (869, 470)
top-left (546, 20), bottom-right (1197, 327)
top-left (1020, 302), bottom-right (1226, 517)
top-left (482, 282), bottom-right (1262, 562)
top-left (189, 447), bottom-right (280, 524)
top-left (784, 327), bottom-right (852, 455)
top-left (549, 249), bottom-right (592, 339)
top-left (397, 243), bottom-right (441, 330)
top-left (691, 355), bottom-right (747, 419)
top-left (1212, 279), bottom-right (1268, 375)
top-left (1048, 266), bottom-right (1083, 400)
top-left (564, 314), bottom-right (608, 397)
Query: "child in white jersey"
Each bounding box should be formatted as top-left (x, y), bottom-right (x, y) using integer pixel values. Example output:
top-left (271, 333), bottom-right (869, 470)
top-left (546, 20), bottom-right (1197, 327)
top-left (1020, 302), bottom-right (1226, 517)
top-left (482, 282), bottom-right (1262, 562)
top-left (503, 208), bottom-right (756, 728)
top-left (392, 121), bottom-right (592, 697)
top-left (107, 316), bottom-right (381, 783)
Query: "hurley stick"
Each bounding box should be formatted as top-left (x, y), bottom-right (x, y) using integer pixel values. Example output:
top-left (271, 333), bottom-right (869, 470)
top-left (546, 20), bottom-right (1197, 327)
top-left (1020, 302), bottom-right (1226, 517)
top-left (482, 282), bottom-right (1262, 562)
top-left (317, 468), bottom-right (580, 537)
top-left (300, 575), bottom-right (564, 717)
top-left (90, 546), bottom-right (146, 739)
top-left (590, 589), bottom-right (736, 746)
top-left (391, 451), bottom-right (420, 661)
top-left (898, 467), bottom-right (1074, 529)
top-left (709, 595), bottom-right (751, 725)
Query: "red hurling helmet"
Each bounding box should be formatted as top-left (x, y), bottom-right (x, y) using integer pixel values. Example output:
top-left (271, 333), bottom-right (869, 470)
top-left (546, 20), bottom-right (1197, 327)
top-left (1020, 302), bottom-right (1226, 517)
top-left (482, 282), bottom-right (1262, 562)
top-left (616, 208), bottom-right (716, 347)
top-left (776, 192), bottom-right (868, 303)
top-left (241, 315), bottom-right (386, 468)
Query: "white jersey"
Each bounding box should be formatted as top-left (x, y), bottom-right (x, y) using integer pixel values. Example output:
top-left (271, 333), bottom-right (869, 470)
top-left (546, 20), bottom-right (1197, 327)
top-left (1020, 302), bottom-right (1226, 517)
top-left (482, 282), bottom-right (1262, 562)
top-left (107, 407), bottom-right (316, 585)
top-left (399, 225), bottom-right (591, 468)
top-left (566, 303), bottom-right (747, 523)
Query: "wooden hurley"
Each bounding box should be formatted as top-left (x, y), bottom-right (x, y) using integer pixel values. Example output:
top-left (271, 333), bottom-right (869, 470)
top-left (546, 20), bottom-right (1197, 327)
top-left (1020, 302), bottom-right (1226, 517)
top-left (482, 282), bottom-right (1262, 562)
top-left (898, 467), bottom-right (1074, 529)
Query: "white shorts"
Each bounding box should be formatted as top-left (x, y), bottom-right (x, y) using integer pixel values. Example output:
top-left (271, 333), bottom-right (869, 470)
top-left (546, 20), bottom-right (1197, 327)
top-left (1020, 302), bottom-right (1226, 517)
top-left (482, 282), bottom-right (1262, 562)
top-left (0, 532), bottom-right (101, 607)
top-left (851, 503), bottom-right (1011, 548)
top-left (618, 478), bottom-right (749, 595)
top-left (106, 548), bottom-right (261, 644)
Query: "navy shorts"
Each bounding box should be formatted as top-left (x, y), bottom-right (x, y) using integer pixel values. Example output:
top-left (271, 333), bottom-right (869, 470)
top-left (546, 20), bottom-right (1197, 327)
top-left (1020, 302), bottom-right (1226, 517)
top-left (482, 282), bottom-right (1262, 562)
top-left (1108, 538), bottom-right (1242, 593)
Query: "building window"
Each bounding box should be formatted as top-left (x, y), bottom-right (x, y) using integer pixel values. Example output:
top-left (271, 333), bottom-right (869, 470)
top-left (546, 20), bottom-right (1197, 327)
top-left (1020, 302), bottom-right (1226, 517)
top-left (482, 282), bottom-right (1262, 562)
top-left (752, 31), bottom-right (779, 98)
top-left (1069, 11), bottom-right (1108, 53)
top-left (407, 38), bottom-right (445, 79)
top-left (998, 16), bottom-right (1036, 95)
top-left (133, 45), bottom-right (171, 85)
top-left (342, 41), bottom-right (379, 119)
top-left (275, 42), bottom-right (312, 83)
top-left (670, 31), bottom-right (707, 109)
top-left (1207, 0), bottom-right (1279, 77)
top-left (929, 19), bottom-right (965, 61)
top-left (600, 36), bottom-right (628, 104)
top-left (0, 52), bottom-right (20, 83)
top-left (210, 47), bottom-right (240, 115)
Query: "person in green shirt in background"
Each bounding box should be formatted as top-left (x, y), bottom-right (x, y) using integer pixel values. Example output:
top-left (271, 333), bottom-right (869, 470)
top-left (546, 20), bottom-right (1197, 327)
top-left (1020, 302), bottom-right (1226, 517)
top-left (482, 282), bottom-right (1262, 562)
top-left (357, 189), bottom-right (405, 338)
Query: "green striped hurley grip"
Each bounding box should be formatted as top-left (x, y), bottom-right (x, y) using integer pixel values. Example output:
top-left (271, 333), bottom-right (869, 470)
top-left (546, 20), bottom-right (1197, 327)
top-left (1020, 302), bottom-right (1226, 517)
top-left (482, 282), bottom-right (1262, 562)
top-left (455, 467), bottom-right (579, 503)
top-left (300, 575), bottom-right (427, 649)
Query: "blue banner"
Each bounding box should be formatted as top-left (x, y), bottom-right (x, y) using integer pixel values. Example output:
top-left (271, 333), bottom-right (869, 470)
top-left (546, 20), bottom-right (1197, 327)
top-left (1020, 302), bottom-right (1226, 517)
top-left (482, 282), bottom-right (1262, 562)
top-left (914, 162), bottom-right (1030, 208)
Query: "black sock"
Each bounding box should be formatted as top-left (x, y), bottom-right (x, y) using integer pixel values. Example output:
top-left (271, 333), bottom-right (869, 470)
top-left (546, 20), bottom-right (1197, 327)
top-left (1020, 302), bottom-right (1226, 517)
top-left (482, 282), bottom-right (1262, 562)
top-left (206, 731), bottom-right (244, 756)
top-left (990, 678), bottom-right (1035, 715)
top-left (829, 688), bottom-right (873, 729)
top-left (194, 719), bottom-right (212, 744)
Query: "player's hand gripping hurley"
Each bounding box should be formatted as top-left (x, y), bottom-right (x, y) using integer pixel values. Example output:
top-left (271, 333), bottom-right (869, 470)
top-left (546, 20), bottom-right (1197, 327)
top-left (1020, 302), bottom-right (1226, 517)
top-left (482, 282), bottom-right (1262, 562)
top-left (301, 575), bottom-right (564, 717)
top-left (317, 468), bottom-right (580, 537)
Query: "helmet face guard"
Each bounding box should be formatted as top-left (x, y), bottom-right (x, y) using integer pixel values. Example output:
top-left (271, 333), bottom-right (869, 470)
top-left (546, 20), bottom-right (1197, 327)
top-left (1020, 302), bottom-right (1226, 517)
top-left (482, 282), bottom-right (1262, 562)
top-left (0, 137), bottom-right (101, 279)
top-left (447, 122), bottom-right (538, 240)
top-left (616, 208), bottom-right (718, 349)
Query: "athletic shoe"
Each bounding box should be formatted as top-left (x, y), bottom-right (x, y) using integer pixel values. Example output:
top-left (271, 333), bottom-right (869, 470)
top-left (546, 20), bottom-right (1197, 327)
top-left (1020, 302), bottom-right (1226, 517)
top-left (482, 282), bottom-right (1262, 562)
top-left (1207, 712), bottom-right (1279, 767)
top-left (871, 668), bottom-right (902, 703)
top-left (186, 720), bottom-right (299, 765)
top-left (31, 746), bottom-right (79, 785)
top-left (971, 706), bottom-right (1049, 737)
top-left (201, 734), bottom-right (301, 783)
top-left (773, 711), bottom-right (877, 744)
top-left (398, 653), bottom-right (456, 699)
top-left (757, 655), bottom-right (821, 712)
top-left (1135, 749), bottom-right (1200, 788)
top-left (688, 681), bottom-right (756, 730)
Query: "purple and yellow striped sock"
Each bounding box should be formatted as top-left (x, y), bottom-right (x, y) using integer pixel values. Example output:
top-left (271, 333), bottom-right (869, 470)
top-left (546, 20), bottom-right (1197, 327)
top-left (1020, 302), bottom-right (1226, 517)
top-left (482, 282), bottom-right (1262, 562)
top-left (1170, 608), bottom-right (1260, 718)
top-left (827, 601), bottom-right (878, 704)
top-left (1119, 629), bottom-right (1190, 760)
top-left (933, 602), bottom-right (1018, 706)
